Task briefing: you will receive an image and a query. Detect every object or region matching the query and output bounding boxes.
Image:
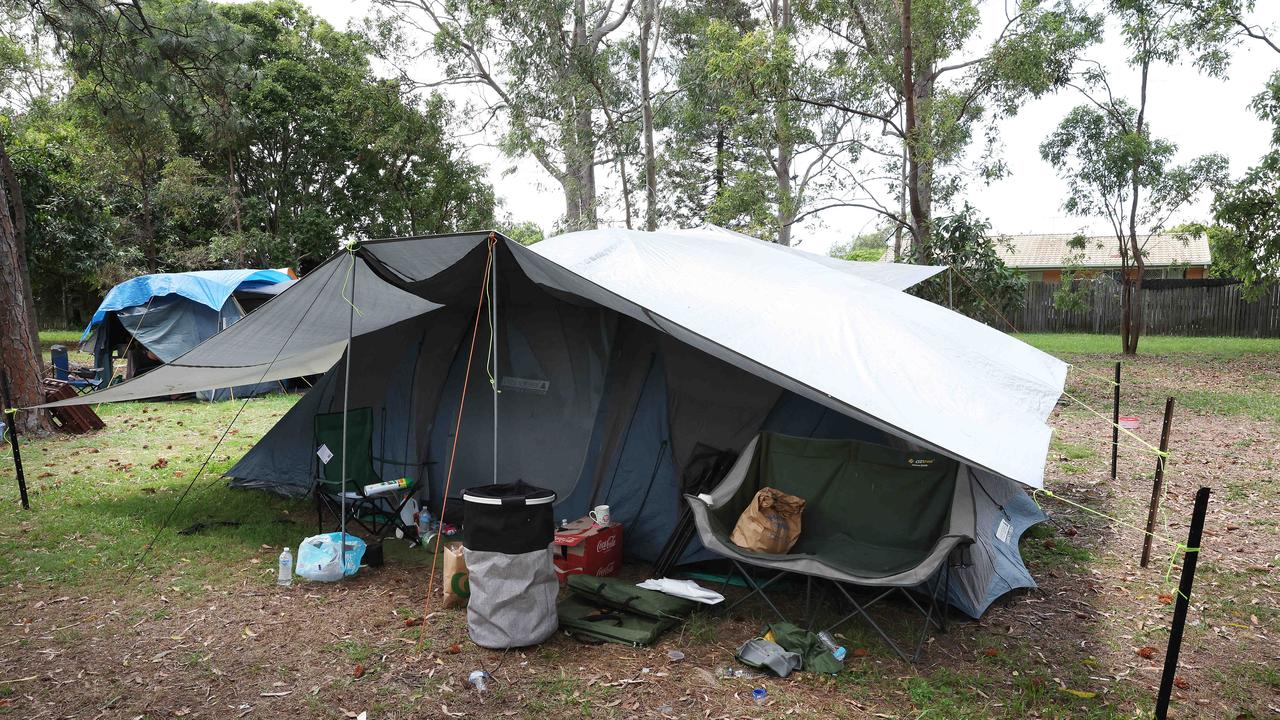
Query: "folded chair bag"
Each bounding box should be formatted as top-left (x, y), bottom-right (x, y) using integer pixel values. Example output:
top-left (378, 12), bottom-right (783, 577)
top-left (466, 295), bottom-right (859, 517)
top-left (556, 575), bottom-right (697, 646)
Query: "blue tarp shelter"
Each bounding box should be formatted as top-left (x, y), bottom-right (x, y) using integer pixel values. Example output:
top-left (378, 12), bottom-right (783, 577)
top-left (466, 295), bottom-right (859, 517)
top-left (81, 269), bottom-right (294, 400)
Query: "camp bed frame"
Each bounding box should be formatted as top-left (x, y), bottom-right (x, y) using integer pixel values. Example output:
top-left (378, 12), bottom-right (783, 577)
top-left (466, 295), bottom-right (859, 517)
top-left (686, 432), bottom-right (977, 663)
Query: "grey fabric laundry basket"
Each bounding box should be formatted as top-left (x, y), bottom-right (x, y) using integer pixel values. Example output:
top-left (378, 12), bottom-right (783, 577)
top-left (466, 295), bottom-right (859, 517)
top-left (462, 482), bottom-right (559, 649)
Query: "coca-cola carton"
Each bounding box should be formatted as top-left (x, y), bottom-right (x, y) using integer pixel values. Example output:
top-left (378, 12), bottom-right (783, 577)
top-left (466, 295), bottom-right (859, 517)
top-left (552, 516), bottom-right (624, 583)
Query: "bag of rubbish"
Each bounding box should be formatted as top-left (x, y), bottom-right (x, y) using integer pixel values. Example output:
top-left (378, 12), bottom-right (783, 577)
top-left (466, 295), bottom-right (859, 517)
top-left (729, 487), bottom-right (805, 554)
top-left (296, 532), bottom-right (366, 582)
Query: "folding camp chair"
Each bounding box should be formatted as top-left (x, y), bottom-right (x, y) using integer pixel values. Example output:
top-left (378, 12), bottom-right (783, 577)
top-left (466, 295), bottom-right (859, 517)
top-left (686, 432), bottom-right (977, 663)
top-left (313, 408), bottom-right (419, 543)
top-left (48, 345), bottom-right (103, 395)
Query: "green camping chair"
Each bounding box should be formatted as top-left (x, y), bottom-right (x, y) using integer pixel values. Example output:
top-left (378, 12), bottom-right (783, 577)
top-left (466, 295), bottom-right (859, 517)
top-left (313, 408), bottom-right (419, 543)
top-left (686, 432), bottom-right (976, 663)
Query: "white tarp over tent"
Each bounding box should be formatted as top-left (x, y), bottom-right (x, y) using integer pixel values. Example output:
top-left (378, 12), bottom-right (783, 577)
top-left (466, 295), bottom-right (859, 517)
top-left (40, 228), bottom-right (1065, 488)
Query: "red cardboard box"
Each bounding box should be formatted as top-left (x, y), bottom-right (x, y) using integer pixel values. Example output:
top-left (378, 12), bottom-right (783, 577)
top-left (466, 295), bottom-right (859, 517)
top-left (553, 517), bottom-right (623, 583)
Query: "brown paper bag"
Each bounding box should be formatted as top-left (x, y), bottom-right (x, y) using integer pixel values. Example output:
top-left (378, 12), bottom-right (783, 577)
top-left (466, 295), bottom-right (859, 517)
top-left (443, 542), bottom-right (470, 608)
top-left (729, 487), bottom-right (805, 554)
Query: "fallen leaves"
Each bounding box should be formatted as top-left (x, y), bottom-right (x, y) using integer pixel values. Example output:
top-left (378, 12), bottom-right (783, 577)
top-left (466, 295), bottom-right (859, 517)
top-left (352, 664), bottom-right (365, 679)
top-left (1137, 646), bottom-right (1157, 659)
top-left (1174, 676), bottom-right (1191, 690)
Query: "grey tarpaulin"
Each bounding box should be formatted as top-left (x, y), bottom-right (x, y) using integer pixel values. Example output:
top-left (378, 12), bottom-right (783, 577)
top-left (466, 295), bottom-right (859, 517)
top-left (42, 229), bottom-right (1066, 617)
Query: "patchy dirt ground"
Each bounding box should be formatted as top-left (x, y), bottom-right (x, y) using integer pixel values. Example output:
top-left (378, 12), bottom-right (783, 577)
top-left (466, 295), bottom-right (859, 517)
top-left (0, 350), bottom-right (1277, 719)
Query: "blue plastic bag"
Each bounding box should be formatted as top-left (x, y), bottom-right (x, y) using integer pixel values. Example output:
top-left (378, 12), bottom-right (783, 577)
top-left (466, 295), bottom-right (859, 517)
top-left (296, 532), bottom-right (366, 582)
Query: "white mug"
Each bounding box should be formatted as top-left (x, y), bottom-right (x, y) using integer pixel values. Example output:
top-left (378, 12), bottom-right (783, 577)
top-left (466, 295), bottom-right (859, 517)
top-left (589, 504), bottom-right (611, 527)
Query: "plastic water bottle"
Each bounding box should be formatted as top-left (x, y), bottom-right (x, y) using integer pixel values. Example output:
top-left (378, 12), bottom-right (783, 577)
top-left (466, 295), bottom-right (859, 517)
top-left (467, 670), bottom-right (490, 692)
top-left (817, 630), bottom-right (847, 662)
top-left (277, 547), bottom-right (293, 587)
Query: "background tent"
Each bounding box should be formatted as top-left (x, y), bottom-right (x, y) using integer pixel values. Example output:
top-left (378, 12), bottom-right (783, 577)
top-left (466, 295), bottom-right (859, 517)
top-left (81, 269), bottom-right (295, 400)
top-left (46, 229), bottom-right (1065, 617)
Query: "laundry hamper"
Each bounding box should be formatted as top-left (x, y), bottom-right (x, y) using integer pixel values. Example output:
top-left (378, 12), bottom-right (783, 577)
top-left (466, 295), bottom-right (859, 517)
top-left (462, 481), bottom-right (559, 648)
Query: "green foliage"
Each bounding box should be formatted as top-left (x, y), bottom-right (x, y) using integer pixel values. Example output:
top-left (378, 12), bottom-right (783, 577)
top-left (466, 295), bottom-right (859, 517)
top-left (9, 106), bottom-right (118, 323)
top-left (504, 221), bottom-right (545, 246)
top-left (10, 0), bottom-right (498, 326)
top-left (799, 0), bottom-right (1101, 244)
top-left (407, 0), bottom-right (633, 231)
top-left (1052, 234), bottom-right (1094, 312)
top-left (1040, 102), bottom-right (1228, 262)
top-left (911, 204), bottom-right (1027, 327)
top-left (657, 1), bottom-right (763, 231)
top-left (1208, 71), bottom-right (1280, 297)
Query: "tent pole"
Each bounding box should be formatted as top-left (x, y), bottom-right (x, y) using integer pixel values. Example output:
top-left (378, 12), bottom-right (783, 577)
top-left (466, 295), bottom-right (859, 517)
top-left (341, 253), bottom-right (356, 569)
top-left (492, 238), bottom-right (498, 484)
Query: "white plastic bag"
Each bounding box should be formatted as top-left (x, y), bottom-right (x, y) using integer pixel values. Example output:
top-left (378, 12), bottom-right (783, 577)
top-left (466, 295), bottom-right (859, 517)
top-left (296, 532), bottom-right (366, 582)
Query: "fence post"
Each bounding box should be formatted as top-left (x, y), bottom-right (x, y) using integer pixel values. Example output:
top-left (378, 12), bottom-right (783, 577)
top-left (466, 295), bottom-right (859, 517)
top-left (0, 370), bottom-right (31, 510)
top-left (1154, 486), bottom-right (1210, 720)
top-left (1111, 361), bottom-right (1121, 482)
top-left (1141, 397), bottom-right (1176, 568)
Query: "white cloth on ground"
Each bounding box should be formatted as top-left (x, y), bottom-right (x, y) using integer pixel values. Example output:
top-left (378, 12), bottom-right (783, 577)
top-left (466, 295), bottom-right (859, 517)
top-left (636, 578), bottom-right (725, 605)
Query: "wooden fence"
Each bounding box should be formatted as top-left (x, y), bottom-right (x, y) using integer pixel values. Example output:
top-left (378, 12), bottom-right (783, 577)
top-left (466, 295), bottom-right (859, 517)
top-left (1014, 281), bottom-right (1280, 336)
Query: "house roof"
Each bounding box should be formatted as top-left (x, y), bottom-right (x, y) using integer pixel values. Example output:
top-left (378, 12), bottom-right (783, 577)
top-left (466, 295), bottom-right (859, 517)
top-left (995, 233), bottom-right (1211, 270)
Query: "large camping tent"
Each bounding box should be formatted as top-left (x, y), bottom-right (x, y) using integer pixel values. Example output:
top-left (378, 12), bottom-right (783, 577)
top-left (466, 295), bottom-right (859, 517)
top-left (46, 228), bottom-right (1067, 618)
top-left (81, 269), bottom-right (295, 400)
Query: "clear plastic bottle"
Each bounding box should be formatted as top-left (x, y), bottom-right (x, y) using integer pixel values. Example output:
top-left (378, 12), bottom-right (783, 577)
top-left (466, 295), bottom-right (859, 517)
top-left (277, 547), bottom-right (293, 587)
top-left (816, 630), bottom-right (847, 662)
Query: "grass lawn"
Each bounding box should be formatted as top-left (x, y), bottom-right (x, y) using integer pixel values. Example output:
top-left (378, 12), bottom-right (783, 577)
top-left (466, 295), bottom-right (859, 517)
top-left (1016, 332), bottom-right (1280, 358)
top-left (1, 334), bottom-right (1276, 718)
top-left (37, 328), bottom-right (95, 366)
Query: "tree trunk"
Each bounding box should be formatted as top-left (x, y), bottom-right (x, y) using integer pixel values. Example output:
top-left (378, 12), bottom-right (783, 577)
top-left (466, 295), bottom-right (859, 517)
top-left (1123, 55), bottom-right (1153, 355)
top-left (228, 149), bottom-right (244, 264)
top-left (0, 131), bottom-right (40, 369)
top-left (901, 0), bottom-right (930, 254)
top-left (0, 140), bottom-right (45, 435)
top-left (714, 125), bottom-right (726, 198)
top-left (639, 0), bottom-right (659, 231)
top-left (772, 0), bottom-right (794, 246)
top-left (139, 165), bottom-right (158, 272)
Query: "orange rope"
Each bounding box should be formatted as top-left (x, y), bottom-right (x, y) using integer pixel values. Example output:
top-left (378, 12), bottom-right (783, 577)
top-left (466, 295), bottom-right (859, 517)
top-left (417, 235), bottom-right (497, 653)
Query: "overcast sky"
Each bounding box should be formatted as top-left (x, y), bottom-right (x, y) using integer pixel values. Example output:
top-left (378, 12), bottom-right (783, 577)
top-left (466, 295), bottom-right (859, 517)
top-left (297, 0), bottom-right (1280, 256)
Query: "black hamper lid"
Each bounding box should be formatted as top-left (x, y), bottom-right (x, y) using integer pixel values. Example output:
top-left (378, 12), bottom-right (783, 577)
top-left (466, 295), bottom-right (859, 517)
top-left (462, 480), bottom-right (556, 507)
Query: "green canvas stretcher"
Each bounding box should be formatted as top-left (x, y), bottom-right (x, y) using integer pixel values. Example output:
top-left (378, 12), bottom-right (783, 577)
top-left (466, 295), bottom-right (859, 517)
top-left (556, 575), bottom-right (697, 646)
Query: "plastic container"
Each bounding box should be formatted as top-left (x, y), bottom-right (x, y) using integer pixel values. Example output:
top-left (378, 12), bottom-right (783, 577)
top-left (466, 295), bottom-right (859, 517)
top-left (817, 630), bottom-right (847, 662)
top-left (467, 670), bottom-right (490, 692)
top-left (277, 547), bottom-right (293, 586)
top-left (363, 477), bottom-right (409, 495)
top-left (752, 688), bottom-right (767, 706)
